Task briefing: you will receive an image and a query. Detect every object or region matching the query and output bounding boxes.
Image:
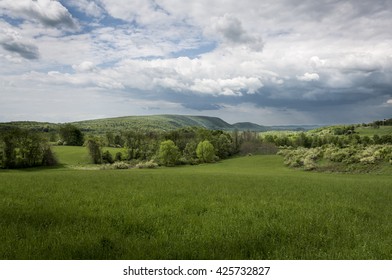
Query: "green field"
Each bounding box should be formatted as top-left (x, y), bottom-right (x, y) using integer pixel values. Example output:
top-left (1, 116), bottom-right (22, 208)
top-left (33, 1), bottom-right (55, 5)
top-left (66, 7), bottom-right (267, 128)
top-left (51, 145), bottom-right (126, 167)
top-left (1, 155), bottom-right (391, 259)
top-left (356, 126), bottom-right (392, 136)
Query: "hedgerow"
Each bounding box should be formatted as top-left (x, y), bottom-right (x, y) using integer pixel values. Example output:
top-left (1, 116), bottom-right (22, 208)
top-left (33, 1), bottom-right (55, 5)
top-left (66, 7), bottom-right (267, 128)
top-left (278, 144), bottom-right (392, 172)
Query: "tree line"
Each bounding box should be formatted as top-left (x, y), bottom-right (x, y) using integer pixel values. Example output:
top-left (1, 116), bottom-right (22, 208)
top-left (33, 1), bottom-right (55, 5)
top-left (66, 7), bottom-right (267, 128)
top-left (260, 130), bottom-right (392, 148)
top-left (1, 122), bottom-right (272, 169)
top-left (84, 126), bottom-right (239, 166)
top-left (0, 127), bottom-right (57, 169)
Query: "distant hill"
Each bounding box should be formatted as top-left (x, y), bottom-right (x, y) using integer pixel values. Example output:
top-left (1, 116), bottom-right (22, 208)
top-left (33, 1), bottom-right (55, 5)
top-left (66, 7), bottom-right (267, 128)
top-left (72, 115), bottom-right (235, 133)
top-left (232, 122), bottom-right (268, 131)
top-left (0, 114), bottom-right (315, 134)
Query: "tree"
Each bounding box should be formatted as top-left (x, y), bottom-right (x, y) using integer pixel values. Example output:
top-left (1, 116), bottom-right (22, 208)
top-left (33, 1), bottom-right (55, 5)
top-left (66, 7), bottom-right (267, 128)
top-left (59, 124), bottom-right (84, 146)
top-left (196, 140), bottom-right (215, 163)
top-left (42, 146), bottom-right (58, 166)
top-left (183, 141), bottom-right (197, 160)
top-left (158, 140), bottom-right (180, 166)
top-left (0, 127), bottom-right (57, 169)
top-left (1, 130), bottom-right (17, 168)
top-left (106, 132), bottom-right (115, 147)
top-left (86, 139), bottom-right (102, 164)
top-left (102, 150), bottom-right (114, 164)
top-left (216, 134), bottom-right (232, 159)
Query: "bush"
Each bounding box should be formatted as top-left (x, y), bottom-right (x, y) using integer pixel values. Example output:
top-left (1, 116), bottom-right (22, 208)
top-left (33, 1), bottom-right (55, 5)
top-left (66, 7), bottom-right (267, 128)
top-left (115, 152), bottom-right (122, 162)
top-left (136, 160), bottom-right (158, 169)
top-left (102, 150), bottom-right (114, 164)
top-left (279, 144), bottom-right (392, 172)
top-left (112, 161), bottom-right (131, 169)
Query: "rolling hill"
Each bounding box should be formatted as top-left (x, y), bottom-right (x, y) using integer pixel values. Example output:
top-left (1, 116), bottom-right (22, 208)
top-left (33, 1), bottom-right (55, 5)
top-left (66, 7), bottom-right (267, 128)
top-left (0, 115), bottom-right (270, 133)
top-left (72, 115), bottom-right (237, 133)
top-left (0, 114), bottom-right (324, 134)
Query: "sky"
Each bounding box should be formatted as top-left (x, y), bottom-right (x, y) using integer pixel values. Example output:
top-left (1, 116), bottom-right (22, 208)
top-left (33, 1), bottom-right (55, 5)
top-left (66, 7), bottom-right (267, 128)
top-left (0, 0), bottom-right (391, 125)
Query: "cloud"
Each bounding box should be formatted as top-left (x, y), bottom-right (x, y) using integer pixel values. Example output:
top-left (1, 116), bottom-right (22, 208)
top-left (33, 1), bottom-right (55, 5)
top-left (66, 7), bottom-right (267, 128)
top-left (98, 0), bottom-right (172, 26)
top-left (72, 61), bottom-right (96, 72)
top-left (211, 14), bottom-right (263, 51)
top-left (0, 29), bottom-right (39, 59)
top-left (68, 0), bottom-right (104, 18)
top-left (1, 0), bottom-right (392, 124)
top-left (297, 73), bottom-right (320, 82)
top-left (182, 103), bottom-right (224, 111)
top-left (0, 0), bottom-right (77, 29)
top-left (190, 77), bottom-right (263, 96)
top-left (0, 40), bottom-right (39, 60)
top-left (387, 99), bottom-right (392, 105)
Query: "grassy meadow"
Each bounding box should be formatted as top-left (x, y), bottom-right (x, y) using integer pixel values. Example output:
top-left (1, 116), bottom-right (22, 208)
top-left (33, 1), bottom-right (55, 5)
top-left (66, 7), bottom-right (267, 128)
top-left (356, 125), bottom-right (392, 136)
top-left (1, 153), bottom-right (391, 259)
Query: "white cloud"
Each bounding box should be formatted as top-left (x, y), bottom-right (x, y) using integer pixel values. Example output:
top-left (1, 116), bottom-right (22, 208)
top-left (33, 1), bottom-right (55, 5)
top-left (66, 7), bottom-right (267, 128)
top-left (98, 0), bottom-right (172, 26)
top-left (209, 14), bottom-right (263, 51)
top-left (309, 56), bottom-right (326, 69)
top-left (0, 0), bottom-right (78, 29)
top-left (72, 61), bottom-right (96, 72)
top-left (68, 0), bottom-right (104, 18)
top-left (297, 72), bottom-right (320, 82)
top-left (387, 99), bottom-right (392, 105)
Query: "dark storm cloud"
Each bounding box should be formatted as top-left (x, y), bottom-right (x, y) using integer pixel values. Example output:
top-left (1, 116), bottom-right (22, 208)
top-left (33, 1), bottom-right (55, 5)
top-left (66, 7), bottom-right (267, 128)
top-left (182, 102), bottom-right (224, 111)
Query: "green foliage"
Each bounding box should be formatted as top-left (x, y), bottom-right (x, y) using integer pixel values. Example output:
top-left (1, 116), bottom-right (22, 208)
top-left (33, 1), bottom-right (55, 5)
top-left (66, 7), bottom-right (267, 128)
top-left (114, 152), bottom-right (123, 162)
top-left (85, 139), bottom-right (102, 164)
top-left (112, 161), bottom-right (131, 169)
top-left (183, 141), bottom-right (197, 160)
top-left (102, 150), bottom-right (114, 164)
top-left (279, 144), bottom-right (392, 172)
top-left (196, 140), bottom-right (215, 163)
top-left (158, 140), bottom-right (180, 166)
top-left (41, 146), bottom-right (58, 166)
top-left (0, 127), bottom-right (57, 168)
top-left (59, 124), bottom-right (84, 146)
top-left (136, 160), bottom-right (158, 169)
top-left (72, 115), bottom-right (235, 134)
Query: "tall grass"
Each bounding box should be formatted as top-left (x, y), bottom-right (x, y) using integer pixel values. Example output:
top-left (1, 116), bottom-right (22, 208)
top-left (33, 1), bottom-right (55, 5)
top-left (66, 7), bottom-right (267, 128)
top-left (0, 156), bottom-right (391, 259)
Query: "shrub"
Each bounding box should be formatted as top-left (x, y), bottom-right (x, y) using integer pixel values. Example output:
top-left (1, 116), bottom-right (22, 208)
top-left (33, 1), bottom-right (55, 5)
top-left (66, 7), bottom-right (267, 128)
top-left (112, 161), bottom-right (131, 169)
top-left (102, 150), bottom-right (114, 164)
top-left (136, 160), bottom-right (158, 169)
top-left (360, 156), bottom-right (377, 165)
top-left (115, 152), bottom-right (122, 162)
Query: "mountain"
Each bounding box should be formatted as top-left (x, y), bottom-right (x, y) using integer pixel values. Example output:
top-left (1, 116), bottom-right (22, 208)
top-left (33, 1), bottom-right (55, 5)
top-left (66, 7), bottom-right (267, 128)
top-left (71, 115), bottom-right (234, 133)
top-left (232, 122), bottom-right (268, 131)
top-left (0, 114), bottom-right (314, 133)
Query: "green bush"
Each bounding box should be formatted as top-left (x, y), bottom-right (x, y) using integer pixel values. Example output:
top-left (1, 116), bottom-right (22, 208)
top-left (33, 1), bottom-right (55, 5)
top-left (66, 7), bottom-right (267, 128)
top-left (112, 161), bottom-right (131, 169)
top-left (279, 144), bottom-right (392, 172)
top-left (136, 160), bottom-right (158, 169)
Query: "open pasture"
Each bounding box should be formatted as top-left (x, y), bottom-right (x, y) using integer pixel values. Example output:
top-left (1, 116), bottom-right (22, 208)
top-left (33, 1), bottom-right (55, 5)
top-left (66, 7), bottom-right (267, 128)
top-left (0, 156), bottom-right (391, 259)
